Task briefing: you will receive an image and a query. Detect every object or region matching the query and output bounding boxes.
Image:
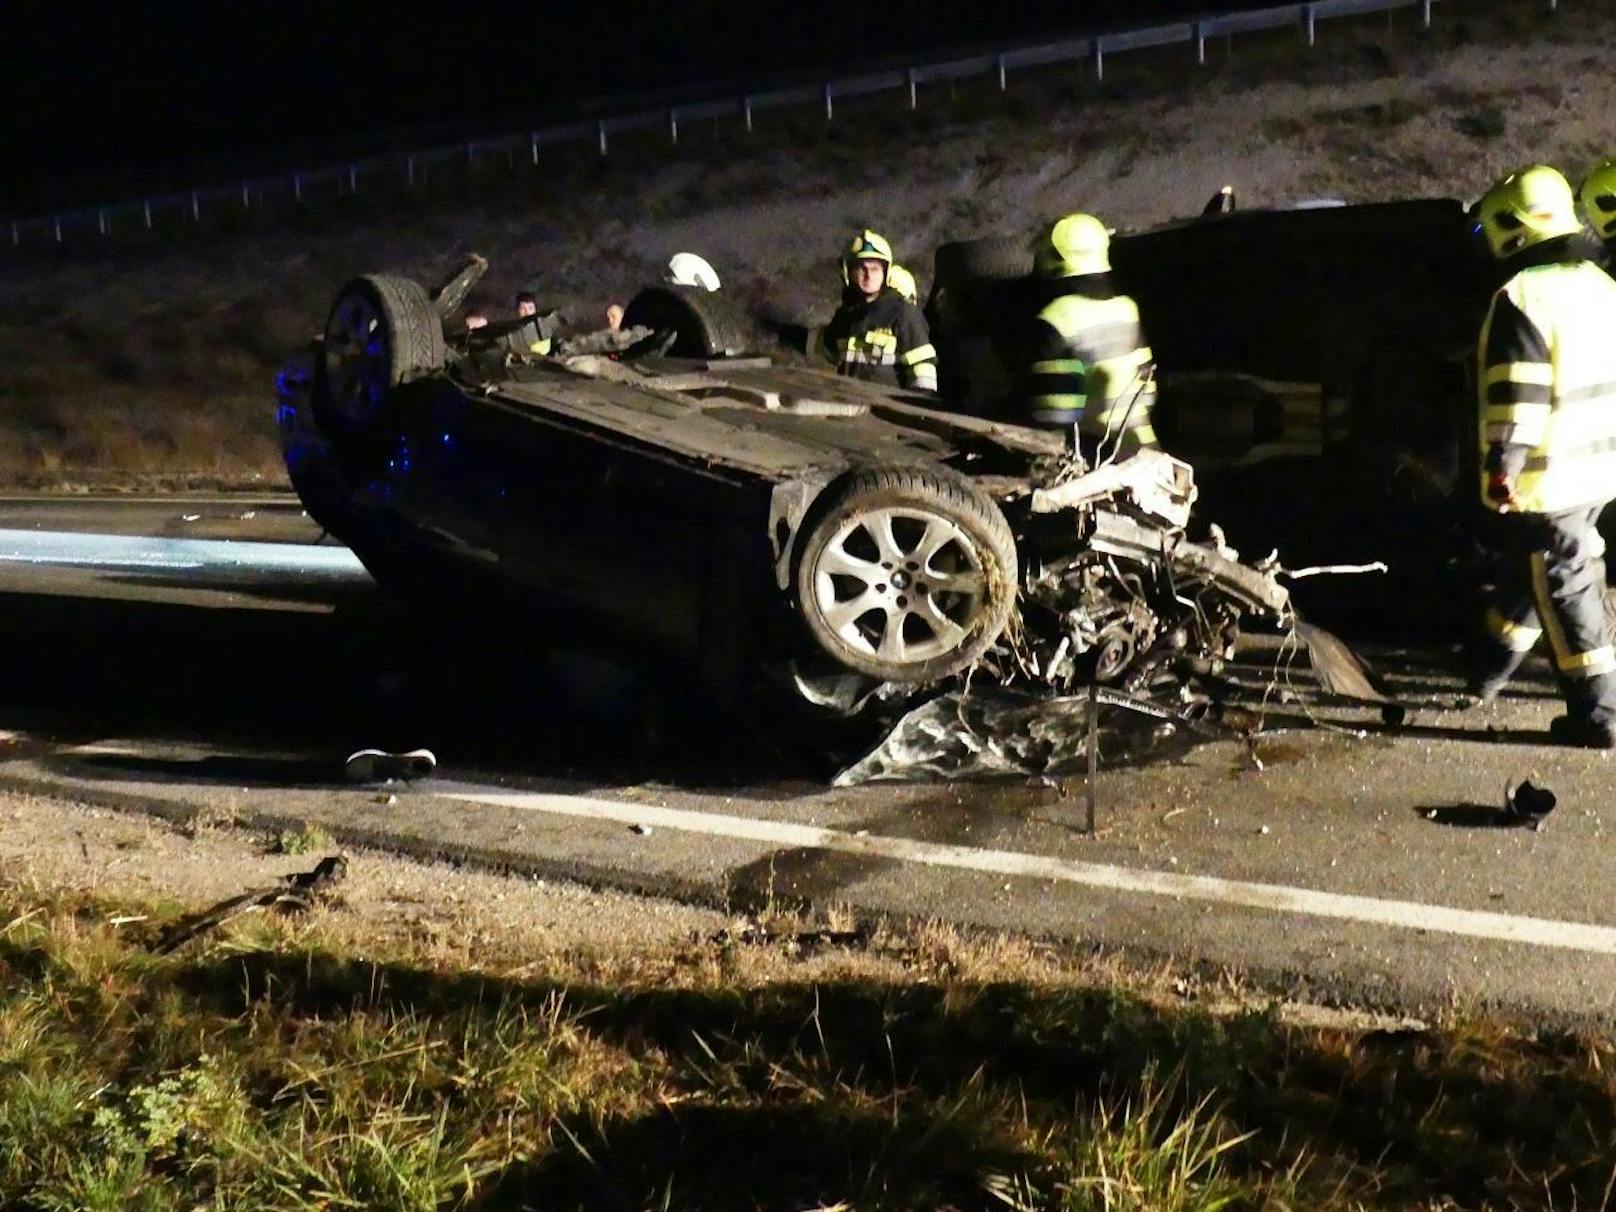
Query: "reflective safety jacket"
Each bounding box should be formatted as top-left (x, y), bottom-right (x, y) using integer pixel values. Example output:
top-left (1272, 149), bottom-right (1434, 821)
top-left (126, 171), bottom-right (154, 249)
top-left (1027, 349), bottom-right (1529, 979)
top-left (1023, 286), bottom-right (1157, 451)
top-left (1479, 260), bottom-right (1616, 513)
top-left (820, 289), bottom-right (938, 392)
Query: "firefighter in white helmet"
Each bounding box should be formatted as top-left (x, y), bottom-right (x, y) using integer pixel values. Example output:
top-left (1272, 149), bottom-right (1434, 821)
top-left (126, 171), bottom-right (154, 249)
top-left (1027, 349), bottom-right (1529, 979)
top-left (1022, 213), bottom-right (1157, 456)
top-left (819, 230), bottom-right (938, 392)
top-left (1467, 165), bottom-right (1616, 746)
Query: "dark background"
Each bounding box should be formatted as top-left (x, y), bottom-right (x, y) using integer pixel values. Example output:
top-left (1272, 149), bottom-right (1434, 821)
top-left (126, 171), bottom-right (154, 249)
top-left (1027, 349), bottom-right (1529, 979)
top-left (6, 1), bottom-right (1283, 212)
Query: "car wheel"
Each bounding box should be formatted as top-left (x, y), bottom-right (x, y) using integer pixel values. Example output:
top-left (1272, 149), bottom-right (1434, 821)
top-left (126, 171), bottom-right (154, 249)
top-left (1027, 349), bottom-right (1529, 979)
top-left (795, 466), bottom-right (1018, 683)
top-left (622, 284), bottom-right (752, 359)
top-left (931, 236), bottom-right (1033, 297)
top-left (319, 275), bottom-right (445, 431)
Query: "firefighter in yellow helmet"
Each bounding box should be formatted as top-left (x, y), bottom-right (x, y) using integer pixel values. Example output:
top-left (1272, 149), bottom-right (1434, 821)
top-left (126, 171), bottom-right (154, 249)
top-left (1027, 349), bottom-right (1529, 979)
top-left (819, 230), bottom-right (938, 392)
top-left (885, 263), bottom-right (920, 306)
top-left (1577, 158), bottom-right (1616, 270)
top-left (1022, 213), bottom-right (1157, 456)
top-left (1467, 165), bottom-right (1616, 746)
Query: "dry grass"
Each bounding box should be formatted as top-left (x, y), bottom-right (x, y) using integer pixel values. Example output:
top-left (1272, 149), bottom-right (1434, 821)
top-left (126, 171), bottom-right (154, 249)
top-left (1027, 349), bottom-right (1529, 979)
top-left (3, 882), bottom-right (1616, 1210)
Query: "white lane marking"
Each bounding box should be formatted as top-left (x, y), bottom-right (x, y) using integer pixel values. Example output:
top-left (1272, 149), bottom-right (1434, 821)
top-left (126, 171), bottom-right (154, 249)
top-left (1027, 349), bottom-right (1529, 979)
top-left (0, 528), bottom-right (368, 579)
top-left (441, 789), bottom-right (1616, 956)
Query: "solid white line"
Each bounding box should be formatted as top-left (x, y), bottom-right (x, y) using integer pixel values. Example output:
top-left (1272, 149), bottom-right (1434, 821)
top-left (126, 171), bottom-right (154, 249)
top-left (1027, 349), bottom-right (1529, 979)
top-left (439, 788), bottom-right (1616, 956)
top-left (0, 529), bottom-right (367, 577)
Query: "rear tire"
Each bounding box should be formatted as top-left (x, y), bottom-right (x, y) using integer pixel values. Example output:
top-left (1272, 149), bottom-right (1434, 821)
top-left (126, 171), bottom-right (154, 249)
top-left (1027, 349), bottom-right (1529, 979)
top-left (318, 275), bottom-right (444, 432)
top-left (622, 285), bottom-right (753, 359)
top-left (795, 466), bottom-right (1018, 683)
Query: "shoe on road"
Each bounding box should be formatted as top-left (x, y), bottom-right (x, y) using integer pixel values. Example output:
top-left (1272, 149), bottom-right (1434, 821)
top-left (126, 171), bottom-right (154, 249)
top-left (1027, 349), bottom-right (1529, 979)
top-left (344, 748), bottom-right (438, 783)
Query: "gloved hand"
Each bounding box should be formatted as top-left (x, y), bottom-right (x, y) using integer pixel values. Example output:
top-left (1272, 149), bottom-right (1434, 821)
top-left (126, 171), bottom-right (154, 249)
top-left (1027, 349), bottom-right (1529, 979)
top-left (1486, 471), bottom-right (1516, 509)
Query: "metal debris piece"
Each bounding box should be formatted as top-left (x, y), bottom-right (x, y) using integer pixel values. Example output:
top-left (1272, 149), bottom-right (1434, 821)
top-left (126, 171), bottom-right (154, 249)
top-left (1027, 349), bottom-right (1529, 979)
top-left (834, 686), bottom-right (1211, 785)
top-left (155, 855), bottom-right (348, 954)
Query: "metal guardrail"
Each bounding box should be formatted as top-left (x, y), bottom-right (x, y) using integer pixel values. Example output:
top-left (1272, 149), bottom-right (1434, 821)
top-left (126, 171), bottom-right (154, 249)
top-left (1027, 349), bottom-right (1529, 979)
top-left (6, 0), bottom-right (1506, 249)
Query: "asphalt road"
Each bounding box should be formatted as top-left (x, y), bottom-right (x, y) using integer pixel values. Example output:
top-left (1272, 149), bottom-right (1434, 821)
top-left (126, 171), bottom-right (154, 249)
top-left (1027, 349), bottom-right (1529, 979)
top-left (2, 495), bottom-right (1615, 1026)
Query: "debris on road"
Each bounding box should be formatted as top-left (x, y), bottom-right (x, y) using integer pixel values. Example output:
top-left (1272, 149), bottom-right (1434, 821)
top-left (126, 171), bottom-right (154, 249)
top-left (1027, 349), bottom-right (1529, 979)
top-left (834, 685), bottom-right (1206, 784)
top-left (155, 855), bottom-right (348, 954)
top-left (1504, 779), bottom-right (1557, 830)
top-left (344, 747), bottom-right (437, 783)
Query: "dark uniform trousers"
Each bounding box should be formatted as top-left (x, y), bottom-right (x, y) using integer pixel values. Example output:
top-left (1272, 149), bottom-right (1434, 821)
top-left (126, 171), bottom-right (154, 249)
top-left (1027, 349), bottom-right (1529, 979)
top-left (1476, 506), bottom-right (1616, 723)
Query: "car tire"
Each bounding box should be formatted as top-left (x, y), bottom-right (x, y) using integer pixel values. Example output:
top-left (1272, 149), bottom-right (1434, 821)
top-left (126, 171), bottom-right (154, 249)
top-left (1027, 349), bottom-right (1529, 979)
top-left (931, 236), bottom-right (1034, 295)
top-left (318, 274), bottom-right (445, 431)
top-left (795, 466), bottom-right (1018, 683)
top-left (622, 284), bottom-right (752, 359)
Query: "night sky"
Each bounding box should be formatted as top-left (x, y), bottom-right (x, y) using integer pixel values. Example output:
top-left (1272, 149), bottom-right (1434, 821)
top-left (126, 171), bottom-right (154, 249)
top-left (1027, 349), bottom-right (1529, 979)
top-left (7, 1), bottom-right (1282, 213)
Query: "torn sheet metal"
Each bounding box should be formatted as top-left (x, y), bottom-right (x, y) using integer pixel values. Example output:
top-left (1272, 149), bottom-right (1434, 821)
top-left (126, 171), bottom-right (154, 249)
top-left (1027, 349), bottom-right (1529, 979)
top-left (834, 686), bottom-right (1210, 785)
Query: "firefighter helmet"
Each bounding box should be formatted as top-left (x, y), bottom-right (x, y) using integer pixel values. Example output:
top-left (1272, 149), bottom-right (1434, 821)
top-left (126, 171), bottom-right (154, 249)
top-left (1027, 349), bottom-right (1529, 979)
top-left (1577, 158), bottom-right (1616, 241)
top-left (1034, 213), bottom-right (1112, 278)
top-left (885, 262), bottom-right (919, 305)
top-left (840, 229), bottom-right (894, 285)
top-left (1474, 166), bottom-right (1581, 260)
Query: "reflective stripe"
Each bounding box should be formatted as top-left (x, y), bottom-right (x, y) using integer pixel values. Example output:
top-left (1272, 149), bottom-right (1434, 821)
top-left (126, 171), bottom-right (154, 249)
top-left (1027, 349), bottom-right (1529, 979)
top-left (1485, 362), bottom-right (1555, 387)
top-left (1484, 403), bottom-right (1552, 422)
top-left (530, 337), bottom-right (551, 356)
top-left (1529, 552), bottom-right (1573, 664)
top-left (1132, 425), bottom-right (1159, 447)
top-left (1558, 378), bottom-right (1616, 404)
top-left (1523, 436), bottom-right (1616, 471)
top-left (1031, 407), bottom-right (1082, 425)
top-left (909, 363), bottom-right (938, 391)
top-left (1031, 358), bottom-right (1087, 375)
top-left (901, 342), bottom-right (937, 366)
top-left (1487, 607), bottom-right (1542, 652)
top-left (1557, 645), bottom-right (1616, 678)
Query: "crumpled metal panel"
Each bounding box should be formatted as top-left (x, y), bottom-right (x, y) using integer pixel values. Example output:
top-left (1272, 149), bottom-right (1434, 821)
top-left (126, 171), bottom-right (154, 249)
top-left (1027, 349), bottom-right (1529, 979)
top-left (834, 686), bottom-right (1202, 785)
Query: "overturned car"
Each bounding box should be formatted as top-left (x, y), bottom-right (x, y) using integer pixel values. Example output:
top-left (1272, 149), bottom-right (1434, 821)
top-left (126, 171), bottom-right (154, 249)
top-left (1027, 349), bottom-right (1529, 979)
top-left (278, 263), bottom-right (1334, 727)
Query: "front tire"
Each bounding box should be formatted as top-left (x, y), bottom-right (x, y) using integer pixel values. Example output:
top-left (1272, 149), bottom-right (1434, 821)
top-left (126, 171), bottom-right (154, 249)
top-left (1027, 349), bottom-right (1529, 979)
top-left (795, 466), bottom-right (1018, 683)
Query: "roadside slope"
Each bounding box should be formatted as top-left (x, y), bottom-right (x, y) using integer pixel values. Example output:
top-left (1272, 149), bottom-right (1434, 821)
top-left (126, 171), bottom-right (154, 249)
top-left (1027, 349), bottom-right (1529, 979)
top-left (0, 0), bottom-right (1609, 487)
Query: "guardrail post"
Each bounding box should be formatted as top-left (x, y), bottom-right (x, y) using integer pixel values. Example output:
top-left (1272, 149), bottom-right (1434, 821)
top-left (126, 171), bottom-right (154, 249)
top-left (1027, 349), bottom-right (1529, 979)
top-left (293, 173), bottom-right (302, 203)
top-left (997, 53), bottom-right (1007, 91)
top-left (597, 120), bottom-right (608, 155)
top-left (97, 208), bottom-right (107, 236)
top-left (407, 155), bottom-right (416, 186)
top-left (241, 183), bottom-right (250, 210)
top-left (465, 143), bottom-right (475, 166)
top-left (529, 132), bottom-right (538, 165)
top-left (348, 164), bottom-right (358, 193)
top-left (1195, 21), bottom-right (1207, 64)
top-left (743, 97), bottom-right (753, 131)
top-left (823, 84), bottom-right (834, 122)
top-left (143, 200), bottom-right (152, 229)
top-left (1092, 40), bottom-right (1104, 81)
top-left (906, 70), bottom-right (917, 109)
top-left (1304, 2), bottom-right (1317, 46)
top-left (190, 191), bottom-right (200, 221)
top-left (669, 108), bottom-right (679, 144)
top-left (9, 221), bottom-right (17, 249)
top-left (53, 217), bottom-right (62, 243)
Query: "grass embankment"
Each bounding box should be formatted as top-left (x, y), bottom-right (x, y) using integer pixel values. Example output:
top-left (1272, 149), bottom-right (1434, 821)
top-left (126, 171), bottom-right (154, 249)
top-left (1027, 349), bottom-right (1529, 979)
top-left (3, 887), bottom-right (1616, 1211)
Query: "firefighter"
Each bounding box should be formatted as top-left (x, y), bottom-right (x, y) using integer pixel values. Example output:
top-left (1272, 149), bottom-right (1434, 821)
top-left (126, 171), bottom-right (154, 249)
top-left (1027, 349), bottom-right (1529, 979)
top-left (1467, 165), bottom-right (1616, 746)
top-left (820, 230), bottom-right (938, 392)
top-left (1022, 212), bottom-right (1158, 456)
top-left (1576, 158), bottom-right (1616, 270)
top-left (886, 263), bottom-right (920, 307)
